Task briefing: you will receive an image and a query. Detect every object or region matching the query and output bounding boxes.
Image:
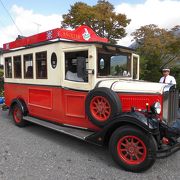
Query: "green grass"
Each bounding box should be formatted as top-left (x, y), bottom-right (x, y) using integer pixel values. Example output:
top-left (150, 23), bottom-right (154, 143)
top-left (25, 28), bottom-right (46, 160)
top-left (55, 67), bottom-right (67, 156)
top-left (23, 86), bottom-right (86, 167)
top-left (0, 69), bottom-right (3, 76)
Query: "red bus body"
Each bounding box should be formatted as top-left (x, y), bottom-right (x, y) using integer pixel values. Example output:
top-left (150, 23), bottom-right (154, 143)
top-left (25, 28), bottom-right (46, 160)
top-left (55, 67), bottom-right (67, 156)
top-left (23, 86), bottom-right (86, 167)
top-left (4, 83), bottom-right (163, 131)
top-left (3, 25), bottom-right (179, 172)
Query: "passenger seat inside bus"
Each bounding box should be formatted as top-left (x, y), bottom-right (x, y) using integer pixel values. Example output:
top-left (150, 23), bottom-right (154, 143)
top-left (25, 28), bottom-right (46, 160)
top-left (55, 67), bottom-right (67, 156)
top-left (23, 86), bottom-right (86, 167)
top-left (25, 66), bottom-right (33, 78)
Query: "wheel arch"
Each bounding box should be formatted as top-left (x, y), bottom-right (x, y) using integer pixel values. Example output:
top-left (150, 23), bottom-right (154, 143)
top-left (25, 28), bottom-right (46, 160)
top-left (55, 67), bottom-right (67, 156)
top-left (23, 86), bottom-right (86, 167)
top-left (86, 115), bottom-right (159, 146)
top-left (9, 98), bottom-right (28, 116)
top-left (103, 121), bottom-right (152, 146)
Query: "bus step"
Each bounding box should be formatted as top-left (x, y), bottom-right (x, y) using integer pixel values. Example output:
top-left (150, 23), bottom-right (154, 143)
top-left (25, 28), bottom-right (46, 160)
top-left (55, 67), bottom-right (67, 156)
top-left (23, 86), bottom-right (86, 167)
top-left (23, 116), bottom-right (95, 140)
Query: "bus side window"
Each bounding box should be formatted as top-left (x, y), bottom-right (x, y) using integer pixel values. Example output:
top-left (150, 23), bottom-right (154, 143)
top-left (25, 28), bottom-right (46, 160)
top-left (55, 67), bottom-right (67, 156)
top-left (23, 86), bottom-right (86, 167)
top-left (5, 57), bottom-right (12, 78)
top-left (36, 51), bottom-right (47, 79)
top-left (24, 54), bottom-right (33, 79)
top-left (65, 51), bottom-right (88, 82)
top-left (13, 56), bottom-right (22, 78)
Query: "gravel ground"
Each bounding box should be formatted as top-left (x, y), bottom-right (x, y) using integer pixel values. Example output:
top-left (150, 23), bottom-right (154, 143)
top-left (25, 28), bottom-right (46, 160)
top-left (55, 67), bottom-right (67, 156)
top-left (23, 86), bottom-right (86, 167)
top-left (0, 109), bottom-right (180, 180)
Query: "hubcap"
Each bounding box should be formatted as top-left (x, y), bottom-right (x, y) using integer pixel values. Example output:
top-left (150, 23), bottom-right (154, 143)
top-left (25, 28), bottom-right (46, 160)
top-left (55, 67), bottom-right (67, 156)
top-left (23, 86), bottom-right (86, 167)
top-left (13, 106), bottom-right (22, 123)
top-left (117, 136), bottom-right (147, 165)
top-left (90, 96), bottom-right (111, 122)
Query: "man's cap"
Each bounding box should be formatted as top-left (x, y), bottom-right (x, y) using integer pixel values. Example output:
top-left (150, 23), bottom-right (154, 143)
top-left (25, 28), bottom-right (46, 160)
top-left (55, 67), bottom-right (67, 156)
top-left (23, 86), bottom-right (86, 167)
top-left (162, 68), bottom-right (170, 72)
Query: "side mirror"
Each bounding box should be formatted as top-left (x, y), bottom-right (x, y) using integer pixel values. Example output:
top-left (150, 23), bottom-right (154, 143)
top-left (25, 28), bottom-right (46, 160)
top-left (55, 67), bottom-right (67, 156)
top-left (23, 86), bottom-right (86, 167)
top-left (100, 58), bottom-right (105, 69)
top-left (77, 57), bottom-right (86, 79)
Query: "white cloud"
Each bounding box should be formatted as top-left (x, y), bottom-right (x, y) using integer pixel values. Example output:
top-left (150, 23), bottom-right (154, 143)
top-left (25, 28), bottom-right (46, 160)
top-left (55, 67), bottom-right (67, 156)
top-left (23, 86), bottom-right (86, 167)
top-left (0, 5), bottom-right (62, 47)
top-left (116, 0), bottom-right (180, 46)
top-left (1, 1), bottom-right (180, 48)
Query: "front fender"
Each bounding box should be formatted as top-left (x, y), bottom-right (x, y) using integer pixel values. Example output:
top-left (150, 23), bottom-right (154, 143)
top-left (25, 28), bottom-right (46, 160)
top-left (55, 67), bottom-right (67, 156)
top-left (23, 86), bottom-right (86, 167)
top-left (86, 112), bottom-right (159, 146)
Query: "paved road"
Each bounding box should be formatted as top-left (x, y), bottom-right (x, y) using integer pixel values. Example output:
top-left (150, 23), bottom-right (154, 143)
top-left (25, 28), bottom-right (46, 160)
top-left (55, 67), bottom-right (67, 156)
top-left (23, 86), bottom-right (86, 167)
top-left (0, 110), bottom-right (180, 180)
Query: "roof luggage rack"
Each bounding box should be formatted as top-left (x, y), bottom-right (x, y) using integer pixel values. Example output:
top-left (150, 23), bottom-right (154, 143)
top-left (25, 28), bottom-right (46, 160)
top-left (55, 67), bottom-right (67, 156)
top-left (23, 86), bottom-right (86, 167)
top-left (3, 25), bottom-right (108, 51)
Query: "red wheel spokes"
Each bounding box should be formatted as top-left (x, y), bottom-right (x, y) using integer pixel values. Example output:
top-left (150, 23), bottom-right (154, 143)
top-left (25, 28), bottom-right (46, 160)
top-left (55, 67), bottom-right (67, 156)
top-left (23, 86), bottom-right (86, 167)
top-left (117, 136), bottom-right (147, 165)
top-left (90, 96), bottom-right (111, 122)
top-left (13, 107), bottom-right (22, 123)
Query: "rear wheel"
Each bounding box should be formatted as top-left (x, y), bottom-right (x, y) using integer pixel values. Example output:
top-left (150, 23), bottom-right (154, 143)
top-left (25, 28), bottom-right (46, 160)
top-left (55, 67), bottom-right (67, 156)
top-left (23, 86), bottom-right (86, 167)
top-left (12, 104), bottom-right (27, 127)
top-left (109, 126), bottom-right (157, 172)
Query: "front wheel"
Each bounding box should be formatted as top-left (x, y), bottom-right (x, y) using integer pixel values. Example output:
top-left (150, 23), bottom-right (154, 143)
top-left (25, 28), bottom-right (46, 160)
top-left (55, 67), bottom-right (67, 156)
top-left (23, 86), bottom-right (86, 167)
top-left (12, 104), bottom-right (27, 127)
top-left (109, 126), bottom-right (157, 172)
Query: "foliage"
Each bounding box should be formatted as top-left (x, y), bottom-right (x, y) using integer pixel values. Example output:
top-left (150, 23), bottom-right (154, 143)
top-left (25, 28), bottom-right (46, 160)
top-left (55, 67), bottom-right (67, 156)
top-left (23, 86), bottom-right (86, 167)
top-left (61, 0), bottom-right (131, 44)
top-left (139, 55), bottom-right (162, 82)
top-left (171, 67), bottom-right (180, 90)
top-left (132, 24), bottom-right (180, 89)
top-left (0, 69), bottom-right (3, 76)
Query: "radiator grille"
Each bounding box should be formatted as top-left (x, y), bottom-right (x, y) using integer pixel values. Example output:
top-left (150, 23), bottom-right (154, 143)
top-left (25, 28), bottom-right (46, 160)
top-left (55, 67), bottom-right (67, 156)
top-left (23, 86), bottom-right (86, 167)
top-left (163, 87), bottom-right (179, 126)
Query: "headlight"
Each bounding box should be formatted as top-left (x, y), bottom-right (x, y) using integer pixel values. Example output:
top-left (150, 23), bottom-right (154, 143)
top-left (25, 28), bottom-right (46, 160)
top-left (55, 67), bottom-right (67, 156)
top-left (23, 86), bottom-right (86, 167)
top-left (151, 102), bottom-right (161, 114)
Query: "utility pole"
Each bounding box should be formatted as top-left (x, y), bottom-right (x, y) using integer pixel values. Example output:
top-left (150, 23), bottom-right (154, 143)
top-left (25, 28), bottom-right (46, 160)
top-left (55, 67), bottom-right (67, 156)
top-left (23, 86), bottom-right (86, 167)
top-left (33, 22), bottom-right (42, 33)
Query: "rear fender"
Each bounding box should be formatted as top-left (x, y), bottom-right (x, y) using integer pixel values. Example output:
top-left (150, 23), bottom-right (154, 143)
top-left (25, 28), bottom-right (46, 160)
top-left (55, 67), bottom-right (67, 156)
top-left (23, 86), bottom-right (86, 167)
top-left (9, 98), bottom-right (28, 116)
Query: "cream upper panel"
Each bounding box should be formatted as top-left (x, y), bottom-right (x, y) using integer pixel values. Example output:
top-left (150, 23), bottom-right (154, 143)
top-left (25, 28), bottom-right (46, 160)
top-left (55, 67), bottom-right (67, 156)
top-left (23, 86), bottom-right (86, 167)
top-left (4, 43), bottom-right (61, 86)
top-left (3, 42), bottom-right (96, 89)
top-left (97, 79), bottom-right (168, 94)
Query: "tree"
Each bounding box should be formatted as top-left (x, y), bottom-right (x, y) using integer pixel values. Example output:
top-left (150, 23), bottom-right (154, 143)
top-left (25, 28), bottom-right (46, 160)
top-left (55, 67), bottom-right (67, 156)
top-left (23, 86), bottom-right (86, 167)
top-left (132, 24), bottom-right (178, 60)
top-left (132, 24), bottom-right (180, 88)
top-left (61, 0), bottom-right (131, 44)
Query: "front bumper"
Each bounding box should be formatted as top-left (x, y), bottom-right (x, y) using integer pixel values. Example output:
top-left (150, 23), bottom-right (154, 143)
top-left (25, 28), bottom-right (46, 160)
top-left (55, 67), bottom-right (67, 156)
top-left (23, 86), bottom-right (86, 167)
top-left (157, 140), bottom-right (180, 158)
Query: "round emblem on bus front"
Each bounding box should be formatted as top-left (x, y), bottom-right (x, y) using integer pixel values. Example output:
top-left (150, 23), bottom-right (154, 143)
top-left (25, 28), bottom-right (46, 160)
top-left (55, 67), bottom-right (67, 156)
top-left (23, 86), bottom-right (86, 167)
top-left (83, 28), bottom-right (91, 41)
top-left (51, 52), bottom-right (57, 69)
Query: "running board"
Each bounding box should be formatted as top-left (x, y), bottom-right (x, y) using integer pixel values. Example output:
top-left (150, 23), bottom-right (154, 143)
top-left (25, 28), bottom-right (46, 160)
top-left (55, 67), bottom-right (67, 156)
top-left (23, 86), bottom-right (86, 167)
top-left (23, 116), bottom-right (95, 140)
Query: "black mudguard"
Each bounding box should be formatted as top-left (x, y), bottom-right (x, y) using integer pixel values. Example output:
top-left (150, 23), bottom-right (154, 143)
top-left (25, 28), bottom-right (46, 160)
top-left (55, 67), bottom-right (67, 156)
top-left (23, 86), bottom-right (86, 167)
top-left (9, 98), bottom-right (28, 116)
top-left (86, 112), bottom-right (159, 146)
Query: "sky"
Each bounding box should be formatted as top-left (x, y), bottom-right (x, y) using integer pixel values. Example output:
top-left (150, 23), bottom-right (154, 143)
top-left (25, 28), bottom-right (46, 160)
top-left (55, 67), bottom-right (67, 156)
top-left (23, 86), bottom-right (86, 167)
top-left (0, 0), bottom-right (180, 47)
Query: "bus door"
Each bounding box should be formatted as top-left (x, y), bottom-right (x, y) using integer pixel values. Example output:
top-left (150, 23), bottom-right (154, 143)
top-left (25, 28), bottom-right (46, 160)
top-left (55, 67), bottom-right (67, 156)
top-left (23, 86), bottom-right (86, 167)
top-left (61, 47), bottom-right (94, 128)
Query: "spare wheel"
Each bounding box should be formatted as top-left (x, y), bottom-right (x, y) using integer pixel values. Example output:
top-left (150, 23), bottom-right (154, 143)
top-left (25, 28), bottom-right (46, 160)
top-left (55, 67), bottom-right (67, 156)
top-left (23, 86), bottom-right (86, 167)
top-left (85, 87), bottom-right (122, 127)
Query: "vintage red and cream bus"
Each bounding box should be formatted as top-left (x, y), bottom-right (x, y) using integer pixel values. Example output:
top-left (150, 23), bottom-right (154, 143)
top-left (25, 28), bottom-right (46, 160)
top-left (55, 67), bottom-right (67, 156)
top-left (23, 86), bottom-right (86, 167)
top-left (2, 25), bottom-right (180, 172)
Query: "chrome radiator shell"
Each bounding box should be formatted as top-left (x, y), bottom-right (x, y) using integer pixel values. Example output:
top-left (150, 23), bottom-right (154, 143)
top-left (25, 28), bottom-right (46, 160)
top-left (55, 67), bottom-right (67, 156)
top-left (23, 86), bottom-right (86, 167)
top-left (163, 85), bottom-right (179, 126)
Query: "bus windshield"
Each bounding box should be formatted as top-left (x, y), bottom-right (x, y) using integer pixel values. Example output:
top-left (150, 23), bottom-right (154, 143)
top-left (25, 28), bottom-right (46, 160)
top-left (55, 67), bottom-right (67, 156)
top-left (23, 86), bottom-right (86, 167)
top-left (97, 48), bottom-right (132, 78)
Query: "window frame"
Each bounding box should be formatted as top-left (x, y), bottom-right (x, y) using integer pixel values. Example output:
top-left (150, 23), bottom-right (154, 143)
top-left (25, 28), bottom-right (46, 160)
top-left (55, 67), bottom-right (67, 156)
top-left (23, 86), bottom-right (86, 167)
top-left (35, 51), bottom-right (48, 79)
top-left (97, 48), bottom-right (132, 78)
top-left (64, 50), bottom-right (88, 83)
top-left (5, 57), bottom-right (12, 78)
top-left (13, 55), bottom-right (22, 79)
top-left (24, 53), bottom-right (33, 79)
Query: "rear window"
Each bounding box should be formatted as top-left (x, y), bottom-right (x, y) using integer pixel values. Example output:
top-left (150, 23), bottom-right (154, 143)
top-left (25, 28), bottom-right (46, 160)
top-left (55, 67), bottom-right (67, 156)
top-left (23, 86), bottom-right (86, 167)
top-left (13, 56), bottom-right (22, 78)
top-left (5, 57), bottom-right (12, 78)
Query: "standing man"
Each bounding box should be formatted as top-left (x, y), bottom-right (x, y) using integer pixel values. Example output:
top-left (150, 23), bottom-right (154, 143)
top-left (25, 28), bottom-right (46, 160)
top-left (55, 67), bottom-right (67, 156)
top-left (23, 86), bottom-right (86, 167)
top-left (159, 68), bottom-right (176, 85)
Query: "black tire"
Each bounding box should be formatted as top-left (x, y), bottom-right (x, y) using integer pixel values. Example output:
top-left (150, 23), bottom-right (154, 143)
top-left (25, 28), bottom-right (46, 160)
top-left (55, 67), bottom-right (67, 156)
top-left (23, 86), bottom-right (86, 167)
top-left (109, 126), bottom-right (157, 172)
top-left (12, 103), bottom-right (27, 127)
top-left (85, 87), bottom-right (121, 127)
